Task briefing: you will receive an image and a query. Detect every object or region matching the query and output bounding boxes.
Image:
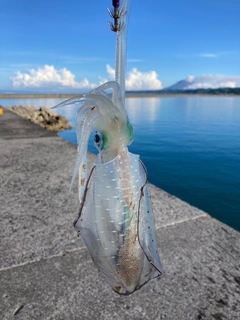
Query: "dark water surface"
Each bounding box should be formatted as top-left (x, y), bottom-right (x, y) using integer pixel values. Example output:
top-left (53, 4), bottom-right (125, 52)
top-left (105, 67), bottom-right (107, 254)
top-left (2, 96), bottom-right (240, 231)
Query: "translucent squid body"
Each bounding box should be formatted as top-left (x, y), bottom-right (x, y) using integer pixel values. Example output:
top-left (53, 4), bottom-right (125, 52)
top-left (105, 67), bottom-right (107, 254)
top-left (54, 0), bottom-right (162, 295)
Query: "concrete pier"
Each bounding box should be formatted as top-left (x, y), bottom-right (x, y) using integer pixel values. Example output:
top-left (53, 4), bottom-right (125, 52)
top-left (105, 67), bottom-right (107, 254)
top-left (0, 107), bottom-right (239, 319)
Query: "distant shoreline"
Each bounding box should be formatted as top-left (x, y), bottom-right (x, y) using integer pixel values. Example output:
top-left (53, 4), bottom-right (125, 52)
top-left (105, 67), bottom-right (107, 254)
top-left (0, 93), bottom-right (239, 99)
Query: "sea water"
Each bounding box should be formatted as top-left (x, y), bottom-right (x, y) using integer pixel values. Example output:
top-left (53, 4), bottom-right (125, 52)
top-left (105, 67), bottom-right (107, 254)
top-left (1, 96), bottom-right (240, 231)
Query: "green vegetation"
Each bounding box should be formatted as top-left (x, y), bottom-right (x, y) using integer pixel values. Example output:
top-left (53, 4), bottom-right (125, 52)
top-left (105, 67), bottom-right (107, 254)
top-left (0, 88), bottom-right (239, 99)
top-left (126, 87), bottom-right (240, 95)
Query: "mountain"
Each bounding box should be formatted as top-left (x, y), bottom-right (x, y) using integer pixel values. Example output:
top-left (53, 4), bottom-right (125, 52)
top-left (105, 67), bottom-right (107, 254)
top-left (165, 76), bottom-right (198, 90)
top-left (165, 75), bottom-right (240, 91)
top-left (166, 79), bottom-right (193, 90)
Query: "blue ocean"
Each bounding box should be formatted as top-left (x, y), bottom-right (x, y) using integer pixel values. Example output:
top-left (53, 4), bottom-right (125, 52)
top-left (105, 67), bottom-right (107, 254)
top-left (2, 96), bottom-right (240, 231)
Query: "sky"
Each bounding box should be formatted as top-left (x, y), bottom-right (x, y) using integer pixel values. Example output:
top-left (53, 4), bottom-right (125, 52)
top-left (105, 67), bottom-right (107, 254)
top-left (1, 0), bottom-right (240, 92)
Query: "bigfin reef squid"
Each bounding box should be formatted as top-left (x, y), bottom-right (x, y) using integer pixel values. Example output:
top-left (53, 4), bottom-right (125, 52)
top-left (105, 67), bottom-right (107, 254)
top-left (53, 0), bottom-right (162, 295)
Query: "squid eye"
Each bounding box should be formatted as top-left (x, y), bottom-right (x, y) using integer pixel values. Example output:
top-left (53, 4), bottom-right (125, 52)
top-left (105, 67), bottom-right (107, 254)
top-left (95, 134), bottom-right (100, 143)
top-left (94, 131), bottom-right (103, 150)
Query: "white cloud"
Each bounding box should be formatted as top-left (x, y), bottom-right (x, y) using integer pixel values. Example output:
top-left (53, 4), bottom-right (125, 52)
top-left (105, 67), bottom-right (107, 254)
top-left (11, 65), bottom-right (97, 89)
top-left (106, 64), bottom-right (115, 80)
top-left (127, 59), bottom-right (143, 63)
top-left (198, 51), bottom-right (238, 58)
top-left (182, 75), bottom-right (240, 89)
top-left (199, 53), bottom-right (218, 58)
top-left (106, 65), bottom-right (163, 90)
top-left (186, 75), bottom-right (194, 83)
top-left (11, 64), bottom-right (163, 91)
top-left (126, 68), bottom-right (163, 90)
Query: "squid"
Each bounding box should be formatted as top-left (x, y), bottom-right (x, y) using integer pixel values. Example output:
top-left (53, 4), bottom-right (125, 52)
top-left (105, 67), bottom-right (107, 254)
top-left (53, 0), bottom-right (162, 295)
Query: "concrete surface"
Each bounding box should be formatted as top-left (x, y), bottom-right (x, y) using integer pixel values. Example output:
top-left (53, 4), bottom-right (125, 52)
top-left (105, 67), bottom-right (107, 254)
top-left (0, 107), bottom-right (240, 319)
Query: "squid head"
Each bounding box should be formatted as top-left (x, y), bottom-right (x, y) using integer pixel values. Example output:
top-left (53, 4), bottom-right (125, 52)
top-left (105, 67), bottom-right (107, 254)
top-left (68, 81), bottom-right (134, 203)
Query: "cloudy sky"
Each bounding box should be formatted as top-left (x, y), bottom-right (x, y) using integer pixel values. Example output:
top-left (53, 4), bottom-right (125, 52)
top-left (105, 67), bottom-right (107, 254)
top-left (1, 0), bottom-right (240, 92)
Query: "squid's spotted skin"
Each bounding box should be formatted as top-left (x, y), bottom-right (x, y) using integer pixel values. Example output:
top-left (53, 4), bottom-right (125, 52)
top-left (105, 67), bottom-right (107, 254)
top-left (53, 0), bottom-right (162, 295)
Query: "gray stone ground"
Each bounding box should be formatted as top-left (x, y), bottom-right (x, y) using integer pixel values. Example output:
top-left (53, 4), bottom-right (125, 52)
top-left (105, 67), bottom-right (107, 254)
top-left (0, 107), bottom-right (240, 320)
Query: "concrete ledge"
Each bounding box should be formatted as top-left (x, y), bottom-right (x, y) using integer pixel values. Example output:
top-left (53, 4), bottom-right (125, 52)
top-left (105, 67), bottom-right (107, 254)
top-left (0, 108), bottom-right (240, 319)
top-left (0, 107), bottom-right (57, 139)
